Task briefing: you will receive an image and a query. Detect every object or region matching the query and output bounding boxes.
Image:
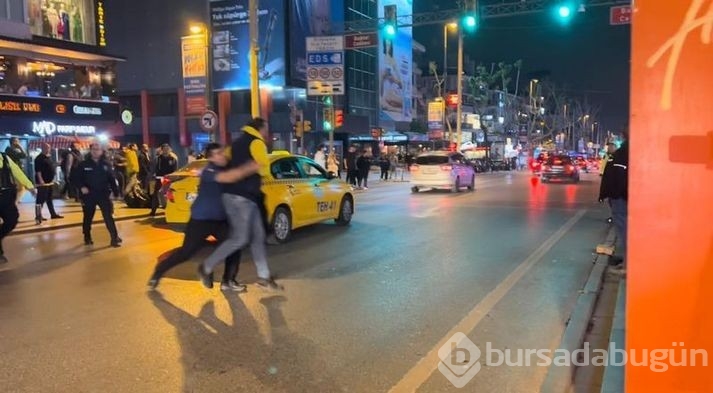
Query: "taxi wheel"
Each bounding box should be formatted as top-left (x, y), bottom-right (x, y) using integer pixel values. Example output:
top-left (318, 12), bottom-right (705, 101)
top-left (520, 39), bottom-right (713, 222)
top-left (271, 206), bottom-right (292, 243)
top-left (451, 177), bottom-right (461, 193)
top-left (467, 175), bottom-right (475, 191)
top-left (335, 196), bottom-right (353, 226)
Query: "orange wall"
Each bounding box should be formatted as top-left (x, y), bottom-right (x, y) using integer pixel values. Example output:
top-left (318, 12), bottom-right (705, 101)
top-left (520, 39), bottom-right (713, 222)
top-left (629, 1), bottom-right (713, 391)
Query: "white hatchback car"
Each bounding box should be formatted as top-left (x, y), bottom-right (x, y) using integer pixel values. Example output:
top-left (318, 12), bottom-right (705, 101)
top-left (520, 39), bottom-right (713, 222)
top-left (410, 151), bottom-right (475, 193)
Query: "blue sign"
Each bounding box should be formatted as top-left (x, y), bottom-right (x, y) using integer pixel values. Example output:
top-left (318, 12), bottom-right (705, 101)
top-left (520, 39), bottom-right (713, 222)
top-left (289, 0), bottom-right (344, 87)
top-left (209, 0), bottom-right (286, 91)
top-left (307, 52), bottom-right (344, 66)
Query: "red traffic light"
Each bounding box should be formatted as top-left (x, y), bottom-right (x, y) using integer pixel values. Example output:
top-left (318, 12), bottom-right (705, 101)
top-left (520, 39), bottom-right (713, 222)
top-left (447, 93), bottom-right (459, 108)
top-left (335, 109), bottom-right (344, 128)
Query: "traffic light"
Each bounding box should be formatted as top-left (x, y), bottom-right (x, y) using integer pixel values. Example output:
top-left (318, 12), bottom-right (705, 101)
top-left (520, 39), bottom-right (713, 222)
top-left (323, 96), bottom-right (332, 106)
top-left (303, 120), bottom-right (311, 132)
top-left (335, 110), bottom-right (343, 128)
top-left (554, 2), bottom-right (574, 24)
top-left (383, 5), bottom-right (397, 37)
top-left (461, 0), bottom-right (478, 33)
top-left (446, 93), bottom-right (459, 108)
top-left (323, 107), bottom-right (334, 131)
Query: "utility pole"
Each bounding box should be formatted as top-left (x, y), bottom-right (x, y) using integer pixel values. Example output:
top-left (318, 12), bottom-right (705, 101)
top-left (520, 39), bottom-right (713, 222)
top-left (249, 0), bottom-right (260, 118)
top-left (456, 27), bottom-right (464, 150)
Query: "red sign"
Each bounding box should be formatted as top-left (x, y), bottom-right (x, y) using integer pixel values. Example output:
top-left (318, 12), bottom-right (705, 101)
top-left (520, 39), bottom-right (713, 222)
top-left (610, 5), bottom-right (632, 25)
top-left (345, 33), bottom-right (378, 49)
top-left (446, 93), bottom-right (459, 108)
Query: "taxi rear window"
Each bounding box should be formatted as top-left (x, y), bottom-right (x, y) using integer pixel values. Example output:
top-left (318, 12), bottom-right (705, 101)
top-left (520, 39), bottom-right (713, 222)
top-left (416, 155), bottom-right (449, 165)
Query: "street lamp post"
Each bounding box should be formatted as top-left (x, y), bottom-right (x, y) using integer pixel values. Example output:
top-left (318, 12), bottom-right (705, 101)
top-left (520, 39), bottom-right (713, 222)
top-left (456, 27), bottom-right (464, 150)
top-left (249, 0), bottom-right (260, 118)
top-left (443, 22), bottom-right (457, 145)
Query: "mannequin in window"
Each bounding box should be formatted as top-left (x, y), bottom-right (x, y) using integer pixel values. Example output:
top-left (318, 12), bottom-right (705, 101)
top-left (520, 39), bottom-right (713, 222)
top-left (45, 2), bottom-right (59, 38)
top-left (71, 3), bottom-right (83, 42)
top-left (59, 3), bottom-right (70, 40)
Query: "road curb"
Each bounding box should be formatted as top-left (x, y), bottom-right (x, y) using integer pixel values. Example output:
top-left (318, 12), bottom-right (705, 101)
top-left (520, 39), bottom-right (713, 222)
top-left (540, 227), bottom-right (617, 393)
top-left (600, 279), bottom-right (626, 393)
top-left (10, 212), bottom-right (164, 237)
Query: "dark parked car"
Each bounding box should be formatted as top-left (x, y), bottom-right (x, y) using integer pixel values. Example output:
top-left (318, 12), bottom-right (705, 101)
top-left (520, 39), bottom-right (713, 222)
top-left (541, 155), bottom-right (580, 183)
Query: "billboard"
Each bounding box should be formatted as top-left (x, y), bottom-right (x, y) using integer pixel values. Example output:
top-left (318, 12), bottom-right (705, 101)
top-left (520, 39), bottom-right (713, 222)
top-left (181, 35), bottom-right (208, 115)
top-left (378, 0), bottom-right (413, 123)
top-left (289, 0), bottom-right (344, 86)
top-left (209, 0), bottom-right (286, 91)
top-left (26, 0), bottom-right (97, 45)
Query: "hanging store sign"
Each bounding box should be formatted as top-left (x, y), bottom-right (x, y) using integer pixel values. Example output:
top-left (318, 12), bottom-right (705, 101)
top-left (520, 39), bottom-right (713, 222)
top-left (32, 121), bottom-right (97, 137)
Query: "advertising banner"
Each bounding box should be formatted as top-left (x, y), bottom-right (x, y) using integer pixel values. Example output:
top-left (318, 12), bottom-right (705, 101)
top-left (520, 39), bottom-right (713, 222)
top-left (378, 0), bottom-right (413, 123)
top-left (181, 35), bottom-right (208, 115)
top-left (0, 95), bottom-right (119, 121)
top-left (289, 0), bottom-right (344, 87)
top-left (26, 0), bottom-right (97, 45)
top-left (427, 100), bottom-right (443, 129)
top-left (209, 0), bottom-right (286, 91)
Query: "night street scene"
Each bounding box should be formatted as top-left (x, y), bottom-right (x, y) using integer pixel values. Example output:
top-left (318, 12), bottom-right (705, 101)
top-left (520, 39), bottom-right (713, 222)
top-left (0, 0), bottom-right (711, 392)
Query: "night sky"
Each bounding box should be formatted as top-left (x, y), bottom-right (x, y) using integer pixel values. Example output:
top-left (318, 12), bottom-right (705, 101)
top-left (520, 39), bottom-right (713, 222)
top-left (413, 0), bottom-right (631, 132)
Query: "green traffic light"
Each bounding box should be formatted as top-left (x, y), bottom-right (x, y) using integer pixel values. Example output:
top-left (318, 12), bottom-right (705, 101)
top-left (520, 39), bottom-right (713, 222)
top-left (464, 15), bottom-right (476, 28)
top-left (384, 24), bottom-right (396, 37)
top-left (323, 96), bottom-right (332, 105)
top-left (323, 121), bottom-right (333, 131)
top-left (558, 5), bottom-right (571, 18)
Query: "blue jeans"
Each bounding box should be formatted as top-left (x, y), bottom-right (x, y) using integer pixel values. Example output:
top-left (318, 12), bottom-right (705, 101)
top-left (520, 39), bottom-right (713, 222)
top-left (610, 198), bottom-right (627, 261)
top-left (202, 194), bottom-right (271, 280)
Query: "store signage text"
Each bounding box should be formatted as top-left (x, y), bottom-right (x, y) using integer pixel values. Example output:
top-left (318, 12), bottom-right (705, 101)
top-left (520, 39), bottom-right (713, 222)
top-left (0, 100), bottom-right (41, 113)
top-left (32, 121), bottom-right (97, 137)
top-left (97, 1), bottom-right (107, 47)
top-left (73, 105), bottom-right (102, 115)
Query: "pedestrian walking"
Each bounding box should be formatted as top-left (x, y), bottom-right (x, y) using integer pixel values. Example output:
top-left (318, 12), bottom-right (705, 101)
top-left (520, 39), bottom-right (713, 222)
top-left (599, 136), bottom-right (628, 272)
top-left (75, 143), bottom-right (122, 247)
top-left (5, 137), bottom-right (27, 203)
top-left (138, 144), bottom-right (152, 191)
top-left (0, 152), bottom-right (36, 262)
top-left (123, 143), bottom-right (140, 194)
top-left (356, 150), bottom-right (371, 189)
top-left (148, 143), bottom-right (259, 291)
top-left (379, 155), bottom-right (390, 181)
top-left (150, 144), bottom-right (178, 216)
top-left (33, 143), bottom-right (63, 224)
top-left (198, 118), bottom-right (282, 291)
top-left (344, 145), bottom-right (357, 187)
top-left (61, 142), bottom-right (82, 201)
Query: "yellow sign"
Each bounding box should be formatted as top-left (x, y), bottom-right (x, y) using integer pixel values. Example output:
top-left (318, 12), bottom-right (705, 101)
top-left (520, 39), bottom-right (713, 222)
top-left (97, 2), bottom-right (107, 47)
top-left (0, 100), bottom-right (41, 113)
top-left (181, 36), bottom-right (207, 78)
top-left (428, 100), bottom-right (444, 126)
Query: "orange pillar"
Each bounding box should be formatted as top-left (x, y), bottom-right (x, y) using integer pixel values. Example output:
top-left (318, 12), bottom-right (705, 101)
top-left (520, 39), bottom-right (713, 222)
top-left (259, 89), bottom-right (272, 119)
top-left (218, 91), bottom-right (231, 145)
top-left (629, 1), bottom-right (713, 392)
top-left (177, 87), bottom-right (189, 147)
top-left (140, 89), bottom-right (150, 146)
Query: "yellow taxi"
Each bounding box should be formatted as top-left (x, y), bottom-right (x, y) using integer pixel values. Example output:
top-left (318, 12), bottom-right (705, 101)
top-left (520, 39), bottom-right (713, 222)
top-left (163, 152), bottom-right (354, 243)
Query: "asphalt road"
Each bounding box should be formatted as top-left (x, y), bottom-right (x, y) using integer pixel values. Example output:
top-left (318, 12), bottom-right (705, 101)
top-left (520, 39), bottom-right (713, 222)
top-left (0, 171), bottom-right (609, 393)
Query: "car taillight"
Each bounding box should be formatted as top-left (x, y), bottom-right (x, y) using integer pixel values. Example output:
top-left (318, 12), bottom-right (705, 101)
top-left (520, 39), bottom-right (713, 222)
top-left (411, 164), bottom-right (419, 171)
top-left (440, 165), bottom-right (453, 171)
top-left (161, 177), bottom-right (171, 187)
top-left (566, 165), bottom-right (574, 172)
top-left (166, 187), bottom-right (175, 203)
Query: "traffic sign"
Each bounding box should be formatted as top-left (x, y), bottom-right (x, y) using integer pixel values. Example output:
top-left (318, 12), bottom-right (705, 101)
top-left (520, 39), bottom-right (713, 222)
top-left (200, 110), bottom-right (218, 132)
top-left (610, 5), bottom-right (632, 25)
top-left (345, 33), bottom-right (378, 49)
top-left (307, 52), bottom-right (343, 65)
top-left (306, 36), bottom-right (345, 96)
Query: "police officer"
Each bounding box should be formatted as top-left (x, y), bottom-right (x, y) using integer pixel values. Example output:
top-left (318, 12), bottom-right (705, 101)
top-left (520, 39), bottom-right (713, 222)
top-left (0, 151), bottom-right (35, 263)
top-left (75, 143), bottom-right (122, 247)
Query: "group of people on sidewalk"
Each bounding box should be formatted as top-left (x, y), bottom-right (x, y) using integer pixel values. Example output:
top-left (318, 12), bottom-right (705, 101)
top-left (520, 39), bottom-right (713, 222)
top-left (148, 118), bottom-right (282, 293)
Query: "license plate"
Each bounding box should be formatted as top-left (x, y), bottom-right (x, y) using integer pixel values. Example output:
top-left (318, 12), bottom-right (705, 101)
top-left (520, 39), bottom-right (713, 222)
top-left (552, 166), bottom-right (563, 170)
top-left (423, 168), bottom-right (437, 174)
top-left (186, 192), bottom-right (197, 202)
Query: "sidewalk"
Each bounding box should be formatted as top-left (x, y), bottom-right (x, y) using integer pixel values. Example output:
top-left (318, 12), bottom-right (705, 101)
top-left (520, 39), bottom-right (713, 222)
top-left (11, 197), bottom-right (161, 236)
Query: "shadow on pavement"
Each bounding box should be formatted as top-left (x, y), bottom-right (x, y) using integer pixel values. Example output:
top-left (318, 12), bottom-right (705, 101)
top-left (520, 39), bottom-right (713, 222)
top-left (148, 291), bottom-right (345, 392)
top-left (0, 244), bottom-right (94, 285)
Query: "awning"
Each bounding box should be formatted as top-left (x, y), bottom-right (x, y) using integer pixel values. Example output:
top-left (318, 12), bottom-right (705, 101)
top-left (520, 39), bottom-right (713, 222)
top-left (28, 135), bottom-right (120, 151)
top-left (0, 38), bottom-right (124, 67)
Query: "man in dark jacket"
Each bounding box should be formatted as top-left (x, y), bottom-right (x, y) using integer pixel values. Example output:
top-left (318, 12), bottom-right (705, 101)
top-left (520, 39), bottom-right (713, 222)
top-left (148, 143), bottom-right (258, 291)
top-left (150, 144), bottom-right (178, 216)
top-left (75, 143), bottom-right (121, 247)
top-left (34, 143), bottom-right (63, 223)
top-left (198, 118), bottom-right (282, 291)
top-left (599, 138), bottom-right (628, 269)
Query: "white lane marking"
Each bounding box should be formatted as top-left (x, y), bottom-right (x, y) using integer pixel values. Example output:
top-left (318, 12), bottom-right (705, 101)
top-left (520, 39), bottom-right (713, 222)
top-left (387, 209), bottom-right (588, 393)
